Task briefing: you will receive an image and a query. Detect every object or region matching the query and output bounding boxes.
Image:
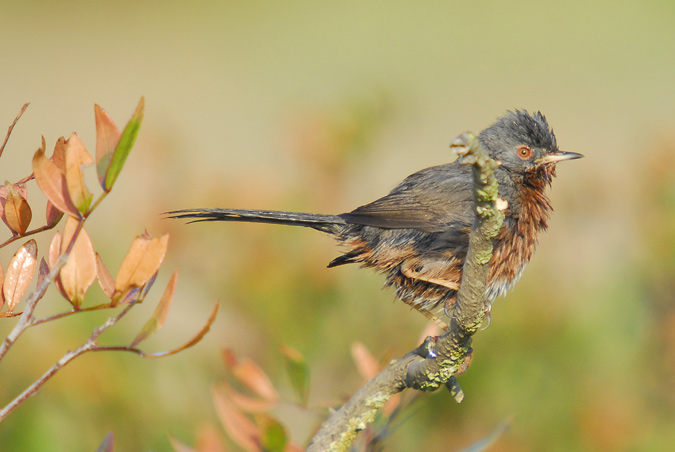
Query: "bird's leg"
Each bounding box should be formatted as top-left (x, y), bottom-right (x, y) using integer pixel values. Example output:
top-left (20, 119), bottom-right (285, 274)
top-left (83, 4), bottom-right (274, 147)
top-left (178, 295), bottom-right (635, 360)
top-left (417, 308), bottom-right (448, 330)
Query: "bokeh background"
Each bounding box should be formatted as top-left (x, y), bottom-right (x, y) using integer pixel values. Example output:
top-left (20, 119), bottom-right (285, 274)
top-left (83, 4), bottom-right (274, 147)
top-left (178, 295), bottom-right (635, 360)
top-left (1, 1), bottom-right (674, 451)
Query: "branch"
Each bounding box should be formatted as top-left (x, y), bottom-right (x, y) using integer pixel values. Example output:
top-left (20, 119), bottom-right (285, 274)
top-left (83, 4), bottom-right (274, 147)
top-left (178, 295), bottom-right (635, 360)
top-left (0, 300), bottom-right (137, 422)
top-left (307, 132), bottom-right (505, 451)
top-left (0, 103), bottom-right (29, 158)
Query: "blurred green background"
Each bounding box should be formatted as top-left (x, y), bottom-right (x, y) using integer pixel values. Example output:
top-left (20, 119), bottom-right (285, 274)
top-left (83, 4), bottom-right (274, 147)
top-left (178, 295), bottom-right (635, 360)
top-left (1, 1), bottom-right (674, 451)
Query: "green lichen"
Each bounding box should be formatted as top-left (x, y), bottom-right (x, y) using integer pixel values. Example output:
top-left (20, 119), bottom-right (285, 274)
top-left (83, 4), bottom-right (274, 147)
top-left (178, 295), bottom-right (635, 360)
top-left (476, 178), bottom-right (500, 202)
top-left (474, 249), bottom-right (493, 265)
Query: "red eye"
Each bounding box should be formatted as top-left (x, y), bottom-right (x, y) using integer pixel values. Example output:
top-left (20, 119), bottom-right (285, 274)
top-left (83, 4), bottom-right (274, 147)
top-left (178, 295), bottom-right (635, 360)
top-left (517, 146), bottom-right (533, 160)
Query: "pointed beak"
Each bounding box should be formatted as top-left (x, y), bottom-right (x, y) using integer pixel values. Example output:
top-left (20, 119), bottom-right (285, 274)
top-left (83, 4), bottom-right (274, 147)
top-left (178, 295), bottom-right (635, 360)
top-left (537, 151), bottom-right (584, 164)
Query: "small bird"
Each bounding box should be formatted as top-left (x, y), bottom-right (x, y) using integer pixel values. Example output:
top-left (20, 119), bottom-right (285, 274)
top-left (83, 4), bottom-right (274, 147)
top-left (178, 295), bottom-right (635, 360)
top-left (169, 111), bottom-right (582, 327)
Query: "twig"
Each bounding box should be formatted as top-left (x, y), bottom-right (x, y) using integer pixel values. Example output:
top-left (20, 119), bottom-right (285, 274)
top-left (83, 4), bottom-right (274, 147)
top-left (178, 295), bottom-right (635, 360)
top-left (30, 302), bottom-right (115, 326)
top-left (0, 103), bottom-right (29, 158)
top-left (0, 300), bottom-right (137, 422)
top-left (306, 132), bottom-right (505, 451)
top-left (0, 224), bottom-right (57, 250)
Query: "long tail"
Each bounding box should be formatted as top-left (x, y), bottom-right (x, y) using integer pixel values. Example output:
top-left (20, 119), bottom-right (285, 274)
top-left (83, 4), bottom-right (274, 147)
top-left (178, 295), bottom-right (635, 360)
top-left (166, 208), bottom-right (346, 234)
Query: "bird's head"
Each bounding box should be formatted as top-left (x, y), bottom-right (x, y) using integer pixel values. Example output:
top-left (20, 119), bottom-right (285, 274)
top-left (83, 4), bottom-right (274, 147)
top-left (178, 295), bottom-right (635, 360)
top-left (479, 110), bottom-right (583, 186)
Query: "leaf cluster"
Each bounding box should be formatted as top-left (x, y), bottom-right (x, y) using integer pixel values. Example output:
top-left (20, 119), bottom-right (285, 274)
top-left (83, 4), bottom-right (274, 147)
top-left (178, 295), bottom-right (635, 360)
top-left (0, 100), bottom-right (217, 424)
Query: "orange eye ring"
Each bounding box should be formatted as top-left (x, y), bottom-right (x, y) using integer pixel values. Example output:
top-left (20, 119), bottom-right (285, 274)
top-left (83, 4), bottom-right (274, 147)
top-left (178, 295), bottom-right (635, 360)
top-left (517, 145), bottom-right (533, 160)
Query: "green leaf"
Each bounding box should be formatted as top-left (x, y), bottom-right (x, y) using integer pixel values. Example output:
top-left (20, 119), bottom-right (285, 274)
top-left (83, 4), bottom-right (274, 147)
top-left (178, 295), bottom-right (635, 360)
top-left (279, 345), bottom-right (310, 406)
top-left (103, 97), bottom-right (144, 192)
top-left (256, 414), bottom-right (287, 452)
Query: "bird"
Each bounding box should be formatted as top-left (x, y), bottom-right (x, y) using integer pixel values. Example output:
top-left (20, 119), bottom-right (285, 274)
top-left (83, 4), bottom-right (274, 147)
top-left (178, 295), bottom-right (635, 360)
top-left (168, 110), bottom-right (582, 328)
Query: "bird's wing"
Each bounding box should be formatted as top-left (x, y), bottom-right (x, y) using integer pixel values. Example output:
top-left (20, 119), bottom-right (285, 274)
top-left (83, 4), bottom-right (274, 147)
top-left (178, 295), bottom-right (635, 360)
top-left (339, 164), bottom-right (474, 233)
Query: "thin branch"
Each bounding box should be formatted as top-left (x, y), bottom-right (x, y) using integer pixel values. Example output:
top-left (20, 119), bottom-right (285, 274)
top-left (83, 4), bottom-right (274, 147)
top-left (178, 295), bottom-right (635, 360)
top-left (0, 103), bottom-right (29, 158)
top-left (0, 300), bottom-right (136, 422)
top-left (30, 302), bottom-right (115, 327)
top-left (307, 132), bottom-right (505, 451)
top-left (0, 224), bottom-right (57, 250)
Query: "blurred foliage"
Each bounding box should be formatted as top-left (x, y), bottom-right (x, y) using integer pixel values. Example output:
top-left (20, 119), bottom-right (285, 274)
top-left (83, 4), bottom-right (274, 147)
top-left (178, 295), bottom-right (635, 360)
top-left (2, 1), bottom-right (675, 451)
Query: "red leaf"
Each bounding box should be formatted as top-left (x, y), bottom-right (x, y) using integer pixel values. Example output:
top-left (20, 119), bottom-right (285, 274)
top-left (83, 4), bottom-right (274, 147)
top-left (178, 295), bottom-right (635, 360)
top-left (45, 200), bottom-right (64, 228)
top-left (36, 258), bottom-right (49, 290)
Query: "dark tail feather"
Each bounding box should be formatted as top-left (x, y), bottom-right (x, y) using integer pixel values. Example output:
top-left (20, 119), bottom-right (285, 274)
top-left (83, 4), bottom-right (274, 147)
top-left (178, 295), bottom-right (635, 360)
top-left (166, 208), bottom-right (345, 234)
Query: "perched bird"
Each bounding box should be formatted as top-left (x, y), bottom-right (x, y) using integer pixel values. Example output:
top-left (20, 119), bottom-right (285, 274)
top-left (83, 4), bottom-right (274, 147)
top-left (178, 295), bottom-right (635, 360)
top-left (169, 110), bottom-right (582, 327)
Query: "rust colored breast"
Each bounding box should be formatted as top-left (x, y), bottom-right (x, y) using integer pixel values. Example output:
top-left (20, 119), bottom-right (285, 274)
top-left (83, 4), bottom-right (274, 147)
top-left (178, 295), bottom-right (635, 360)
top-left (487, 181), bottom-right (553, 301)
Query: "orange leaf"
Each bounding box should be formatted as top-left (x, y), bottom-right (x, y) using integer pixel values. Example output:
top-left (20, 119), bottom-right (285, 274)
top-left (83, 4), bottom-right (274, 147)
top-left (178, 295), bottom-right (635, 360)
top-left (3, 239), bottom-right (37, 311)
top-left (48, 231), bottom-right (69, 301)
top-left (223, 348), bottom-right (238, 368)
top-left (284, 443), bottom-right (304, 452)
top-left (95, 253), bottom-right (115, 298)
top-left (140, 302), bottom-right (218, 359)
top-left (51, 136), bottom-right (67, 173)
top-left (48, 231), bottom-right (62, 269)
top-left (194, 424), bottom-right (229, 452)
top-left (168, 437), bottom-right (198, 452)
top-left (130, 270), bottom-right (178, 347)
top-left (59, 217), bottom-right (96, 307)
top-left (45, 200), bottom-right (64, 228)
top-left (32, 137), bottom-right (81, 218)
top-left (3, 181), bottom-right (32, 235)
top-left (0, 261), bottom-right (4, 311)
top-left (212, 385), bottom-right (261, 452)
top-left (114, 233), bottom-right (169, 302)
top-left (232, 359), bottom-right (279, 403)
top-left (220, 381), bottom-right (278, 413)
top-left (36, 258), bottom-right (49, 291)
top-left (351, 342), bottom-right (380, 382)
top-left (94, 104), bottom-right (121, 189)
top-left (0, 182), bottom-right (27, 221)
top-left (64, 133), bottom-right (93, 214)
